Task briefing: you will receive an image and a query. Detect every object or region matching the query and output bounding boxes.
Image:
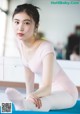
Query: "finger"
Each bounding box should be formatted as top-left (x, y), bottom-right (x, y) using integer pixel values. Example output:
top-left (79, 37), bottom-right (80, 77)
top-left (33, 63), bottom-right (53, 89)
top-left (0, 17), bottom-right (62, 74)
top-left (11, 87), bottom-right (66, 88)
top-left (34, 97), bottom-right (42, 109)
top-left (36, 98), bottom-right (42, 109)
top-left (30, 96), bottom-right (40, 108)
top-left (31, 97), bottom-right (41, 108)
top-left (33, 98), bottom-right (39, 107)
top-left (29, 97), bottom-right (38, 107)
top-left (28, 95), bottom-right (41, 108)
top-left (38, 99), bottom-right (42, 108)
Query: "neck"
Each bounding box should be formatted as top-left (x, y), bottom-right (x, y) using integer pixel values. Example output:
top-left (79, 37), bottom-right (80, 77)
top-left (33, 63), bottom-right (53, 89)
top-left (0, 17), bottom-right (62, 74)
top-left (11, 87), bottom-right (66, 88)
top-left (21, 36), bottom-right (37, 48)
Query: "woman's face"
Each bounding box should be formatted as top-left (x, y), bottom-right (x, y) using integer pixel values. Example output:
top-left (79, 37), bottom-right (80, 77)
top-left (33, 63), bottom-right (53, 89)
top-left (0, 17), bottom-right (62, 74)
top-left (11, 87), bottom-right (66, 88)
top-left (13, 12), bottom-right (36, 41)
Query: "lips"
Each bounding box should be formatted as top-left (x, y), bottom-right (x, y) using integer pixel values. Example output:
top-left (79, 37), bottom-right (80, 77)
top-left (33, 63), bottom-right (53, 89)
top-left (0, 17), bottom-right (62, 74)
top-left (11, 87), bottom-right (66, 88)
top-left (17, 33), bottom-right (24, 37)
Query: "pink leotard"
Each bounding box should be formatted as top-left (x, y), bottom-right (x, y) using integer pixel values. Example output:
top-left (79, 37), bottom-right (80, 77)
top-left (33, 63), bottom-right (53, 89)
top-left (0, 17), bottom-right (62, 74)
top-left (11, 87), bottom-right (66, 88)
top-left (18, 40), bottom-right (78, 99)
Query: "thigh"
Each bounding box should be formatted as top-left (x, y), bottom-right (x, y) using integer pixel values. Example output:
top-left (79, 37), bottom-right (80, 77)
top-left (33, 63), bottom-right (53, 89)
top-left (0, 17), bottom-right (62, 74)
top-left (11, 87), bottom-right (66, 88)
top-left (50, 91), bottom-right (76, 110)
top-left (23, 91), bottom-right (77, 111)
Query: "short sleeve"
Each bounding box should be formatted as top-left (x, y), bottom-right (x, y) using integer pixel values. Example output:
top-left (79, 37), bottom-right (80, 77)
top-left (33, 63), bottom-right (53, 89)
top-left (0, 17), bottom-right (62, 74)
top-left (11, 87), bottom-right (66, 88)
top-left (40, 41), bottom-right (56, 61)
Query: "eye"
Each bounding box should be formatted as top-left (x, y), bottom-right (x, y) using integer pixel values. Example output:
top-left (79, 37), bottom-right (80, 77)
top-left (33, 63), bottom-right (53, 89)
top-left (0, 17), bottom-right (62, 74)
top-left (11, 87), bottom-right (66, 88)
top-left (24, 22), bottom-right (30, 25)
top-left (14, 21), bottom-right (19, 24)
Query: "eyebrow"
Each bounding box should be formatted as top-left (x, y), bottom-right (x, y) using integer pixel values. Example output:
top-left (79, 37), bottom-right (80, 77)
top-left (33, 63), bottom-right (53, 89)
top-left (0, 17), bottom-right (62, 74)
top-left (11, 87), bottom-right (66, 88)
top-left (13, 19), bottom-right (32, 22)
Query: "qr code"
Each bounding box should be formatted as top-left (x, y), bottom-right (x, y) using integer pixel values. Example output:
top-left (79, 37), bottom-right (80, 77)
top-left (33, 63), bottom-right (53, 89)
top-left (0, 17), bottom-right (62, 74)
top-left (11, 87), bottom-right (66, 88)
top-left (1, 103), bottom-right (12, 113)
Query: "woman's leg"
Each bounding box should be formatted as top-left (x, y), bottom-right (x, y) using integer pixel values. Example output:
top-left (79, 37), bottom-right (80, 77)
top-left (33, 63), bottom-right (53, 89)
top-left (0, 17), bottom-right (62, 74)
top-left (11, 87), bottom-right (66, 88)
top-left (5, 88), bottom-right (77, 112)
top-left (49, 91), bottom-right (77, 110)
top-left (5, 88), bottom-right (51, 111)
top-left (27, 91), bottom-right (77, 111)
top-left (5, 88), bottom-right (26, 110)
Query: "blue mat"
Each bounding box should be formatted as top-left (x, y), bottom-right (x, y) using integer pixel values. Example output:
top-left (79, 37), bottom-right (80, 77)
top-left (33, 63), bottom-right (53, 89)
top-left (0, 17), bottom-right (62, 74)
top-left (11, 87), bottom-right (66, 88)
top-left (50, 100), bottom-right (80, 113)
top-left (12, 100), bottom-right (80, 113)
top-left (0, 100), bottom-right (80, 114)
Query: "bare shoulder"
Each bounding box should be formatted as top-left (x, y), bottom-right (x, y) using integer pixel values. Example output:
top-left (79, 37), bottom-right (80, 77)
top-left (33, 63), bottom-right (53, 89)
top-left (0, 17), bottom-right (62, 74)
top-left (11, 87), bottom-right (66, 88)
top-left (36, 39), bottom-right (52, 47)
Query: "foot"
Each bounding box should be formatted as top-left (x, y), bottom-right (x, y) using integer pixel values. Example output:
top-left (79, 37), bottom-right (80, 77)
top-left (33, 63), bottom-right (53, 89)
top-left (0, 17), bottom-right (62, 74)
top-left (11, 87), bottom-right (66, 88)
top-left (5, 88), bottom-right (25, 110)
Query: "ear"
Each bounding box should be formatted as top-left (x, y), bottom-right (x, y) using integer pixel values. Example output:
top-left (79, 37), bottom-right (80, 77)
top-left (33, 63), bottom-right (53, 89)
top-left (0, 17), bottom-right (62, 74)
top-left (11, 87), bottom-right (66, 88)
top-left (34, 28), bottom-right (38, 33)
top-left (35, 24), bottom-right (39, 29)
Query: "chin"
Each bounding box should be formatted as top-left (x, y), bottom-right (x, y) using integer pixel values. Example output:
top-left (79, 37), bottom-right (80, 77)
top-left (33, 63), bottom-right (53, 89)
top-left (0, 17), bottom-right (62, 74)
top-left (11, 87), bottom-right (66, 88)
top-left (17, 36), bottom-right (24, 40)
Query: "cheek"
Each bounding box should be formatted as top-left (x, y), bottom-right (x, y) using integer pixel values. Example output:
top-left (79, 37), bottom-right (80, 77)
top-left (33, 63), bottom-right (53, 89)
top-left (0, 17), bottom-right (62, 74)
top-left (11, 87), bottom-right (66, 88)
top-left (13, 25), bottom-right (17, 33)
top-left (25, 27), bottom-right (30, 32)
top-left (25, 26), bottom-right (35, 33)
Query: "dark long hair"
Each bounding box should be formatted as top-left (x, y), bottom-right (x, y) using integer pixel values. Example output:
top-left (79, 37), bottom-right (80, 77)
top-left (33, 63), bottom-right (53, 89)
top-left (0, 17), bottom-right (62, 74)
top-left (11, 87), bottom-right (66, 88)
top-left (12, 3), bottom-right (40, 27)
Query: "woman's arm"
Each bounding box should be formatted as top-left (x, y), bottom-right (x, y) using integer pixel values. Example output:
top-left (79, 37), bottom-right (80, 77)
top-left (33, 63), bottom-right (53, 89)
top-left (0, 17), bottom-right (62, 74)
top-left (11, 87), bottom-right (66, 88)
top-left (24, 67), bottom-right (35, 96)
top-left (31, 53), bottom-right (54, 98)
top-left (24, 67), bottom-right (42, 109)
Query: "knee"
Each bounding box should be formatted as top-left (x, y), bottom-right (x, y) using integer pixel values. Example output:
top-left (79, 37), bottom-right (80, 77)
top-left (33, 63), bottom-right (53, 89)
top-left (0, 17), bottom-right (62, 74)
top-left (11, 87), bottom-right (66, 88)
top-left (5, 88), bottom-right (15, 95)
top-left (71, 91), bottom-right (78, 107)
top-left (72, 98), bottom-right (78, 107)
top-left (69, 96), bottom-right (78, 108)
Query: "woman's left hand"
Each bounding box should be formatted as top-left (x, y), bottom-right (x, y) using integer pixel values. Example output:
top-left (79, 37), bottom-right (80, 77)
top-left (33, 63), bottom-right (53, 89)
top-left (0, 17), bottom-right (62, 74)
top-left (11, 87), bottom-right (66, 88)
top-left (26, 94), bottom-right (42, 109)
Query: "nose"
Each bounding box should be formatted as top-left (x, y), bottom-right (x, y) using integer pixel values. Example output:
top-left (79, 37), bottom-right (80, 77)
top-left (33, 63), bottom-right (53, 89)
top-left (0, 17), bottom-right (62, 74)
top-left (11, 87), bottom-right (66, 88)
top-left (18, 23), bottom-right (24, 31)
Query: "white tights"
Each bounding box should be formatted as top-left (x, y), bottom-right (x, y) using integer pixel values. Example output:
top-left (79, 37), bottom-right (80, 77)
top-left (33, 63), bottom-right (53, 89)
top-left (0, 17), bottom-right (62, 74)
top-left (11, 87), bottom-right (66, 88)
top-left (5, 88), bottom-right (77, 112)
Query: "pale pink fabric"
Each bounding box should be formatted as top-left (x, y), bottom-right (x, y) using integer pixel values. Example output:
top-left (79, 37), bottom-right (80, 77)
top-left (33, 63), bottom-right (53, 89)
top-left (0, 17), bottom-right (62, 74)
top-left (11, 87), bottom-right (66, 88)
top-left (18, 40), bottom-right (78, 100)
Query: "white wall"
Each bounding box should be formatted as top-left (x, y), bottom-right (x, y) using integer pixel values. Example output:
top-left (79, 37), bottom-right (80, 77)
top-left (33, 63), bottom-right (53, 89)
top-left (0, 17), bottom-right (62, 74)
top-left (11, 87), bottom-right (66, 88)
top-left (5, 0), bottom-right (80, 56)
top-left (0, 57), bottom-right (80, 86)
top-left (0, 57), bottom-right (3, 80)
top-left (57, 60), bottom-right (80, 86)
top-left (31, 0), bottom-right (80, 44)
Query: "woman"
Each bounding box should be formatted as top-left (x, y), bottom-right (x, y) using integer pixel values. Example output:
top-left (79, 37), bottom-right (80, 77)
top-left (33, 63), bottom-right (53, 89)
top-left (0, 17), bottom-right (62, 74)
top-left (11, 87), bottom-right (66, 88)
top-left (5, 3), bottom-right (78, 112)
top-left (70, 45), bottom-right (80, 61)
